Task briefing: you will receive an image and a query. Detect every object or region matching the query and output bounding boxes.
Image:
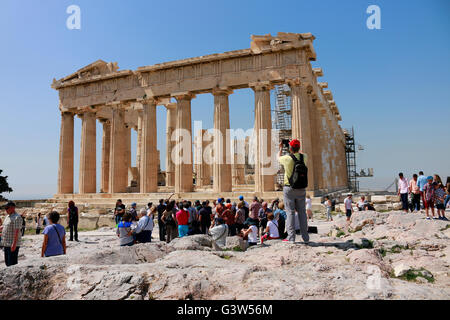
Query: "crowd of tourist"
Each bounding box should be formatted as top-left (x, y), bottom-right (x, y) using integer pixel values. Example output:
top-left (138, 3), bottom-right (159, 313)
top-left (1, 137), bottom-right (449, 268)
top-left (396, 172), bottom-right (449, 220)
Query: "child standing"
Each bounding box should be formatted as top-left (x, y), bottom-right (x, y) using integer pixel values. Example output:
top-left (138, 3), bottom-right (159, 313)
top-left (344, 194), bottom-right (354, 221)
top-left (324, 196), bottom-right (333, 221)
top-left (423, 176), bottom-right (435, 220)
top-left (434, 183), bottom-right (448, 220)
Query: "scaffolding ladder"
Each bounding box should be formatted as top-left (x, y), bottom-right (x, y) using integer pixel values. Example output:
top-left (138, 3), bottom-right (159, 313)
top-left (273, 84), bottom-right (292, 186)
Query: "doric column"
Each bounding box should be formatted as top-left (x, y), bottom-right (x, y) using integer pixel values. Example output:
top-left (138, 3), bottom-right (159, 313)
top-left (212, 88), bottom-right (233, 192)
top-left (325, 115), bottom-right (334, 190)
top-left (136, 110), bottom-right (143, 176)
top-left (78, 111), bottom-right (97, 194)
top-left (165, 103), bottom-right (176, 187)
top-left (140, 99), bottom-right (158, 193)
top-left (109, 106), bottom-right (127, 193)
top-left (307, 97), bottom-right (321, 192)
top-left (251, 82), bottom-right (275, 193)
top-left (124, 124), bottom-right (131, 185)
top-left (172, 93), bottom-right (194, 193)
top-left (57, 111), bottom-right (74, 194)
top-left (232, 139), bottom-right (246, 185)
top-left (289, 80), bottom-right (316, 192)
top-left (315, 108), bottom-right (326, 191)
top-left (100, 119), bottom-right (111, 193)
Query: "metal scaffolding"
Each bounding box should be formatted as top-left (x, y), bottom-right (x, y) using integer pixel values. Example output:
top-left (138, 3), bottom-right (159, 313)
top-left (345, 127), bottom-right (358, 192)
top-left (273, 84), bottom-right (292, 186)
top-left (344, 127), bottom-right (373, 192)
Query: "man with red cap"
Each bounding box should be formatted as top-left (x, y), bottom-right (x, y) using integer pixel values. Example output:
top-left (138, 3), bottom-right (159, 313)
top-left (277, 139), bottom-right (309, 244)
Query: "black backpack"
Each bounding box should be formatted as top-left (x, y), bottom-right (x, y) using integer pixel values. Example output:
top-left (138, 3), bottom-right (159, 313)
top-left (288, 153), bottom-right (308, 189)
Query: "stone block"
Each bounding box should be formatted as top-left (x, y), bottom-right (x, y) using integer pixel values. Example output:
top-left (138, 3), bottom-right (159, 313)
top-left (374, 204), bottom-right (389, 212)
top-left (98, 214), bottom-right (116, 228)
top-left (371, 196), bottom-right (387, 204)
top-left (78, 213), bottom-right (100, 230)
top-left (392, 202), bottom-right (403, 210)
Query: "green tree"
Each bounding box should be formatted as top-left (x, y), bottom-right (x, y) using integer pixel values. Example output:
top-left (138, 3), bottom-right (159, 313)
top-left (0, 170), bottom-right (13, 201)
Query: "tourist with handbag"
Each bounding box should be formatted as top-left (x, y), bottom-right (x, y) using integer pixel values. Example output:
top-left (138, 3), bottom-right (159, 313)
top-left (41, 211), bottom-right (66, 257)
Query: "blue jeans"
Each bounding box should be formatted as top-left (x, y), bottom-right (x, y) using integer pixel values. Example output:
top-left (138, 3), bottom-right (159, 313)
top-left (178, 225), bottom-right (189, 238)
top-left (400, 193), bottom-right (409, 211)
top-left (120, 241), bottom-right (134, 247)
top-left (4, 246), bottom-right (20, 267)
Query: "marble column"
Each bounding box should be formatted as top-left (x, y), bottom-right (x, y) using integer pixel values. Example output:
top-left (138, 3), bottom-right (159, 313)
top-left (173, 93), bottom-right (194, 193)
top-left (140, 100), bottom-right (158, 193)
top-left (136, 111), bottom-right (143, 177)
top-left (325, 116), bottom-right (334, 190)
top-left (78, 111), bottom-right (97, 194)
top-left (124, 124), bottom-right (131, 185)
top-left (212, 88), bottom-right (233, 193)
top-left (232, 138), bottom-right (246, 186)
top-left (289, 81), bottom-right (316, 191)
top-left (109, 106), bottom-right (127, 193)
top-left (165, 103), bottom-right (176, 187)
top-left (307, 98), bottom-right (321, 192)
top-left (251, 83), bottom-right (275, 193)
top-left (57, 111), bottom-right (74, 194)
top-left (194, 129), bottom-right (208, 187)
top-left (315, 108), bottom-right (326, 191)
top-left (100, 119), bottom-right (111, 193)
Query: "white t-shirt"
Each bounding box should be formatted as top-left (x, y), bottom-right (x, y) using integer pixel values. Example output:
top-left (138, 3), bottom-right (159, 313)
top-left (305, 198), bottom-right (312, 210)
top-left (267, 220), bottom-right (280, 238)
top-left (344, 198), bottom-right (353, 210)
top-left (398, 177), bottom-right (409, 194)
top-left (248, 225), bottom-right (258, 243)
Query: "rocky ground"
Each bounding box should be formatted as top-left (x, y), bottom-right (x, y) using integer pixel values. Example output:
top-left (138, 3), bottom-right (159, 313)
top-left (0, 210), bottom-right (449, 300)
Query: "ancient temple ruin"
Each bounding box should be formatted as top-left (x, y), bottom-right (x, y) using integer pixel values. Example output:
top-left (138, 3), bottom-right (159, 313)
top-left (51, 32), bottom-right (348, 202)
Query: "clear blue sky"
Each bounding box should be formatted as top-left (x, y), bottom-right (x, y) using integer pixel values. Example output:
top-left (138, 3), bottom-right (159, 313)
top-left (1, 0), bottom-right (449, 199)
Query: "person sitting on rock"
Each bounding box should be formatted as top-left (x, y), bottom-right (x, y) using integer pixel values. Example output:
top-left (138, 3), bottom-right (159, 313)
top-left (274, 202), bottom-right (287, 239)
top-left (357, 196), bottom-right (368, 211)
top-left (116, 213), bottom-right (134, 247)
top-left (240, 218), bottom-right (259, 247)
top-left (133, 208), bottom-right (153, 243)
top-left (208, 218), bottom-right (228, 250)
top-left (260, 212), bottom-right (280, 244)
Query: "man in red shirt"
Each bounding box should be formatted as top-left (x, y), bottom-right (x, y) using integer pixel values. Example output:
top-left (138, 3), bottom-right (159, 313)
top-left (176, 202), bottom-right (190, 238)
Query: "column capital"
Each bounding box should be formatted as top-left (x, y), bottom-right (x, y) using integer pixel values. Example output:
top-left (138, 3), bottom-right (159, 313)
top-left (136, 96), bottom-right (159, 106)
top-left (212, 87), bottom-right (233, 96)
top-left (164, 102), bottom-right (177, 110)
top-left (98, 118), bottom-right (110, 124)
top-left (171, 91), bottom-right (196, 101)
top-left (61, 110), bottom-right (75, 117)
top-left (106, 101), bottom-right (131, 110)
top-left (286, 78), bottom-right (310, 89)
top-left (249, 81), bottom-right (273, 91)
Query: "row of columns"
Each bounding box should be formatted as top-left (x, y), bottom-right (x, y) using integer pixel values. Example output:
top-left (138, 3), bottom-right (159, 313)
top-left (57, 80), bottom-right (346, 195)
